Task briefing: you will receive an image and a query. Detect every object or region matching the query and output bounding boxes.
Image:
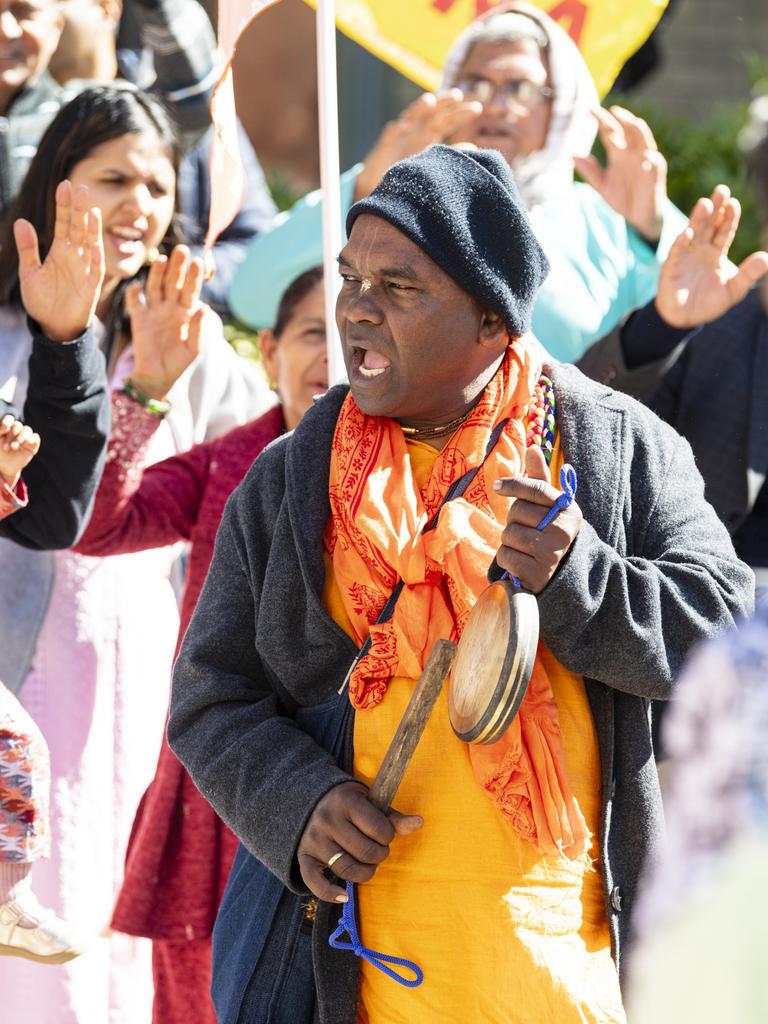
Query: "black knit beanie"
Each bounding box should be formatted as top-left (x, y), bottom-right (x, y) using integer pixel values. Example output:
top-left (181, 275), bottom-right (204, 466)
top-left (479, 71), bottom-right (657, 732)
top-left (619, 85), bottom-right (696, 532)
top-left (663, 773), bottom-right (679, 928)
top-left (346, 144), bottom-right (550, 337)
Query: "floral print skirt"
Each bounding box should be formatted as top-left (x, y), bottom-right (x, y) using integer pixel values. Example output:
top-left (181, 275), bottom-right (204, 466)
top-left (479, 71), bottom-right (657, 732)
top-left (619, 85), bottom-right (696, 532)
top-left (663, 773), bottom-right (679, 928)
top-left (0, 682), bottom-right (50, 862)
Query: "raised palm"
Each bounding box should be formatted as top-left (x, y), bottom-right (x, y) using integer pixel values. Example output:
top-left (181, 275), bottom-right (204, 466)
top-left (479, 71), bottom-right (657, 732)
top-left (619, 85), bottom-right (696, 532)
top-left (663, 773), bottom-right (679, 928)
top-left (573, 105), bottom-right (667, 244)
top-left (15, 180), bottom-right (105, 342)
top-left (656, 185), bottom-right (768, 328)
top-left (126, 245), bottom-right (205, 400)
top-left (354, 91), bottom-right (482, 200)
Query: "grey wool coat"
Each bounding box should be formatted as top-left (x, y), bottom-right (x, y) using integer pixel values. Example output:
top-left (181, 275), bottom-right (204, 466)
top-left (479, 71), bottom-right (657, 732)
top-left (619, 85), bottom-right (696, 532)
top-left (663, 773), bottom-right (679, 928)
top-left (169, 362), bottom-right (753, 1023)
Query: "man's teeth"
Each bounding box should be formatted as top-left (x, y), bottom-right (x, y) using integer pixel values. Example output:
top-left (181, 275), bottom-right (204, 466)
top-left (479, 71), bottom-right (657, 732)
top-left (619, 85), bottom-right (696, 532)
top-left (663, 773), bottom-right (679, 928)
top-left (111, 227), bottom-right (143, 240)
top-left (358, 349), bottom-right (390, 378)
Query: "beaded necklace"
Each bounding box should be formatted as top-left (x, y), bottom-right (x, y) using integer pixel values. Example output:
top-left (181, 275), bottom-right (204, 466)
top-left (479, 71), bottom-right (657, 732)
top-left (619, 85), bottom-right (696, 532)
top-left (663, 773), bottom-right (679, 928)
top-left (525, 373), bottom-right (556, 466)
top-left (400, 407), bottom-right (473, 440)
top-left (399, 373), bottom-right (556, 455)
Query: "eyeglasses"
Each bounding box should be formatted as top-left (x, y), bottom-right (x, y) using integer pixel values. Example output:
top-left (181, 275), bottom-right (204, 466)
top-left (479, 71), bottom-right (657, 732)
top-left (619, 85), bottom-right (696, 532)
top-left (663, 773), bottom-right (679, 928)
top-left (455, 78), bottom-right (553, 110)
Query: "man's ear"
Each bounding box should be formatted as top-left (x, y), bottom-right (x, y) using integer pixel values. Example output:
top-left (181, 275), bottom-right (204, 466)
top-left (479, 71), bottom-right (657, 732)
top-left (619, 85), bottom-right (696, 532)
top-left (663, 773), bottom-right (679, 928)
top-left (478, 309), bottom-right (508, 351)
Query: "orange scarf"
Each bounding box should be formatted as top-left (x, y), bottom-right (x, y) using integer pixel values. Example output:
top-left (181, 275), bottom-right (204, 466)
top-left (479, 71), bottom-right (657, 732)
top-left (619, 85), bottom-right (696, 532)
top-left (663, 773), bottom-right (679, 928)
top-left (325, 338), bottom-right (589, 860)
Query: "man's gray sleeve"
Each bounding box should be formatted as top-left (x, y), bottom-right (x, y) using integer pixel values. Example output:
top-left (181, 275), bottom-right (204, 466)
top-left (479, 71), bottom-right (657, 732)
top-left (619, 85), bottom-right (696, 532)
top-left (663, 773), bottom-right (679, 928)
top-left (537, 435), bottom-right (754, 698)
top-left (167, 492), bottom-right (352, 889)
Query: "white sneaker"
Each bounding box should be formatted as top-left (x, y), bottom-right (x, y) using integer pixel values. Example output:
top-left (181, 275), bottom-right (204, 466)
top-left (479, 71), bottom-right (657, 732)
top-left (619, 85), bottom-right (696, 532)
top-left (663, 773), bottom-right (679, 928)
top-left (0, 900), bottom-right (85, 964)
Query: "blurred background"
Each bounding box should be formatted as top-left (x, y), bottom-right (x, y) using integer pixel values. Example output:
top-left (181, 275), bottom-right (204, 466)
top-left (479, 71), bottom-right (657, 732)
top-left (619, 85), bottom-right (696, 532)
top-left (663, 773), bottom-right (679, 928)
top-left (164, 0), bottom-right (768, 262)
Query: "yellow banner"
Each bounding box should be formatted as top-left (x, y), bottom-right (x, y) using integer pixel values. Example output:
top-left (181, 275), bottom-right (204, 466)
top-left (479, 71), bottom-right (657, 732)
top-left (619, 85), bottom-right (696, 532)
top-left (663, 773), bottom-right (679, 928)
top-left (303, 0), bottom-right (668, 98)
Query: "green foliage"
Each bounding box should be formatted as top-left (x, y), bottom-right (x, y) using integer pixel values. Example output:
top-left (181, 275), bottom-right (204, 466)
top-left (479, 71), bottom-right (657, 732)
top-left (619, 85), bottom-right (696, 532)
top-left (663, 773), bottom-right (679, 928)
top-left (264, 165), bottom-right (303, 213)
top-left (743, 51), bottom-right (768, 100)
top-left (223, 318), bottom-right (262, 364)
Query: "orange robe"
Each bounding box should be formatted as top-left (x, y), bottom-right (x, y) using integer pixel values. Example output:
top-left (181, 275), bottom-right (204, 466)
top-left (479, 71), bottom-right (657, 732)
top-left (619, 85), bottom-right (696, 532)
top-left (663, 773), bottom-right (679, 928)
top-left (323, 437), bottom-right (625, 1024)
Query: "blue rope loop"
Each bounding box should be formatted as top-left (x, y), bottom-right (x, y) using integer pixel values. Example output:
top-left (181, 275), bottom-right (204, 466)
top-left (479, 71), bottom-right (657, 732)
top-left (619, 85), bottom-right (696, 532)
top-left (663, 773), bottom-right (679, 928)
top-left (329, 881), bottom-right (424, 987)
top-left (503, 464), bottom-right (578, 590)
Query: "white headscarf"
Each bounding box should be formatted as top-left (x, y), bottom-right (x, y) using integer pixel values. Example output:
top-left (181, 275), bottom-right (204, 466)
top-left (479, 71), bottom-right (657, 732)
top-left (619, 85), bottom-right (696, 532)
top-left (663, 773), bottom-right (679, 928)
top-left (441, 2), bottom-right (599, 210)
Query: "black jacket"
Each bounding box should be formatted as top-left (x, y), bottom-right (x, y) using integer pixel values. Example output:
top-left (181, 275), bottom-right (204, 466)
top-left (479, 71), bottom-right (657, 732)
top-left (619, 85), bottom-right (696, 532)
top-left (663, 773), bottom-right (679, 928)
top-left (1, 321), bottom-right (109, 549)
top-left (578, 290), bottom-right (768, 552)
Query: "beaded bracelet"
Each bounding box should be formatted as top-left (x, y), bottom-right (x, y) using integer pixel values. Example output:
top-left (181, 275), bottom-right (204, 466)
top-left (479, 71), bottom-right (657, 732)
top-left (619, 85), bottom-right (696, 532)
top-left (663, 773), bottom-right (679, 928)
top-left (122, 378), bottom-right (172, 416)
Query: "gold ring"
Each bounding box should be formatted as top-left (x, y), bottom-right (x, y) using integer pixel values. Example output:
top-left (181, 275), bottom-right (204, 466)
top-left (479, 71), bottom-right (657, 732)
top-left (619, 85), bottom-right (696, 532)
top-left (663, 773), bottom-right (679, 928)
top-left (327, 851), bottom-right (344, 870)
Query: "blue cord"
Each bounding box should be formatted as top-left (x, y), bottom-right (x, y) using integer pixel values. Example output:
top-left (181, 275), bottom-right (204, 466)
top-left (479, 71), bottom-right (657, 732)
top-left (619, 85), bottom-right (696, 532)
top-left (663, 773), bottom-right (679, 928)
top-left (502, 463), bottom-right (578, 589)
top-left (329, 880), bottom-right (423, 987)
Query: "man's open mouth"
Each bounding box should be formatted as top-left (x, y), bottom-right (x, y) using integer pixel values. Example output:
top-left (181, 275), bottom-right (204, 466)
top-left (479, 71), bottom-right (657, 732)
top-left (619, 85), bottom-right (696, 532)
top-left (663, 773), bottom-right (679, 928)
top-left (351, 346), bottom-right (391, 379)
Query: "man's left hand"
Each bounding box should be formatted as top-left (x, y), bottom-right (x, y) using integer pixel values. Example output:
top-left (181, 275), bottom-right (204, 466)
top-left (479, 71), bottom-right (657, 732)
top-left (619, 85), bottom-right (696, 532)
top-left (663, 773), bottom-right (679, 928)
top-left (493, 446), bottom-right (583, 594)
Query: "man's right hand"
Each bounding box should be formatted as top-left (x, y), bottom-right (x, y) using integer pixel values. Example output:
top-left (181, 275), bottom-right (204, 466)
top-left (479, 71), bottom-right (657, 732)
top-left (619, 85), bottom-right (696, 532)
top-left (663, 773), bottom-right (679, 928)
top-left (353, 90), bottom-right (482, 201)
top-left (655, 184), bottom-right (768, 329)
top-left (297, 781), bottom-right (422, 902)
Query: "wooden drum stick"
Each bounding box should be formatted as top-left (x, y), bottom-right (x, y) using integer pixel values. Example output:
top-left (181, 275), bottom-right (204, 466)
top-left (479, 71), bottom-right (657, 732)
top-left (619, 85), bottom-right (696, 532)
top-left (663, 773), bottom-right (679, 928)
top-left (367, 639), bottom-right (457, 814)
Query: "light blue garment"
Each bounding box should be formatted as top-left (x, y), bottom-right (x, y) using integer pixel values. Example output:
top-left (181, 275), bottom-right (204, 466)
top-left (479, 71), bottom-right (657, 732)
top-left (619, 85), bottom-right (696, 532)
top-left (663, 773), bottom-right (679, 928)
top-left (529, 182), bottom-right (686, 361)
top-left (230, 166), bottom-right (361, 333)
top-left (229, 166), bottom-right (686, 363)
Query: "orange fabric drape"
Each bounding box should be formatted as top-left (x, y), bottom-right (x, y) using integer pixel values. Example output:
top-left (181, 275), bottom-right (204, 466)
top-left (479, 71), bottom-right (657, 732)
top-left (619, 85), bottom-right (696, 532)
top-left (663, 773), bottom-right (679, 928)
top-left (325, 338), bottom-right (588, 858)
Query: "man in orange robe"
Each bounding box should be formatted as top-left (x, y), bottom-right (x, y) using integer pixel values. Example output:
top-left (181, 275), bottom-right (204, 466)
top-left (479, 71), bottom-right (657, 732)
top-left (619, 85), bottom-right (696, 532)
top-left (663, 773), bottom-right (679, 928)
top-left (169, 145), bottom-right (753, 1024)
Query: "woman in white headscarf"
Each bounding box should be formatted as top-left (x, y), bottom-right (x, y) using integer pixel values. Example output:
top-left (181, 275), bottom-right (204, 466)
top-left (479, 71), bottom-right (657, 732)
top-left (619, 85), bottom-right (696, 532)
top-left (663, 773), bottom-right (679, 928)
top-left (230, 1), bottom-right (685, 364)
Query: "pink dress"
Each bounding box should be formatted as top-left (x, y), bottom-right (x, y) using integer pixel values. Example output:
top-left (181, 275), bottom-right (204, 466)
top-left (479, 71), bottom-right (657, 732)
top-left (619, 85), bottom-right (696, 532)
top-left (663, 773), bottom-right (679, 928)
top-left (0, 315), bottom-right (273, 1024)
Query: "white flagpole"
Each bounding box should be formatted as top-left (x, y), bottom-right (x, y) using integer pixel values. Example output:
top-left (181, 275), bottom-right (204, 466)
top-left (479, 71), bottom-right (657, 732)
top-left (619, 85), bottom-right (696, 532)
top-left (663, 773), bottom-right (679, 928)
top-left (316, 0), bottom-right (345, 385)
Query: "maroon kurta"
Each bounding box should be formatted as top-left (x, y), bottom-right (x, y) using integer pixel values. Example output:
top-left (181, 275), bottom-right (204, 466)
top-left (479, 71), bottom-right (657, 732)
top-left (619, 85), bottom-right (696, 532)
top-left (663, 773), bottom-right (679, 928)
top-left (75, 395), bottom-right (284, 1023)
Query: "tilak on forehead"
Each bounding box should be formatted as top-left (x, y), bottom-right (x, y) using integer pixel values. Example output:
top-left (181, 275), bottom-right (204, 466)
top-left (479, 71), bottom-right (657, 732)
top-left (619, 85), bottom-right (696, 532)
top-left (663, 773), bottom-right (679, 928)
top-left (340, 218), bottom-right (426, 291)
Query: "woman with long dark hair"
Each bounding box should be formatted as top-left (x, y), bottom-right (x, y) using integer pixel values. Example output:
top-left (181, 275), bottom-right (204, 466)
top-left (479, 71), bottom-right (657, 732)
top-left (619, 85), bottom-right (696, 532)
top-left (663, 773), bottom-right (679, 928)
top-left (74, 266), bottom-right (326, 1024)
top-left (0, 84), bottom-right (272, 1022)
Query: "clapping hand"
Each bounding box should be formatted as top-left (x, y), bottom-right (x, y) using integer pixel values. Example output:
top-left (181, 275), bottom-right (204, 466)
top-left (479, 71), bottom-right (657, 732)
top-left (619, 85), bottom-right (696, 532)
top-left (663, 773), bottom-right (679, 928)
top-left (354, 90), bottom-right (482, 200)
top-left (655, 185), bottom-right (768, 328)
top-left (573, 105), bottom-right (667, 245)
top-left (14, 180), bottom-right (105, 342)
top-left (125, 246), bottom-right (206, 402)
top-left (0, 414), bottom-right (40, 489)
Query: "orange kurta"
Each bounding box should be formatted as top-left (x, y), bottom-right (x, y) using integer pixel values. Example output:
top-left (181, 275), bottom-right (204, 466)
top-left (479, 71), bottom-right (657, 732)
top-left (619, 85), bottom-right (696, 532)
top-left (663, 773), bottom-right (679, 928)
top-left (323, 437), bottom-right (625, 1024)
